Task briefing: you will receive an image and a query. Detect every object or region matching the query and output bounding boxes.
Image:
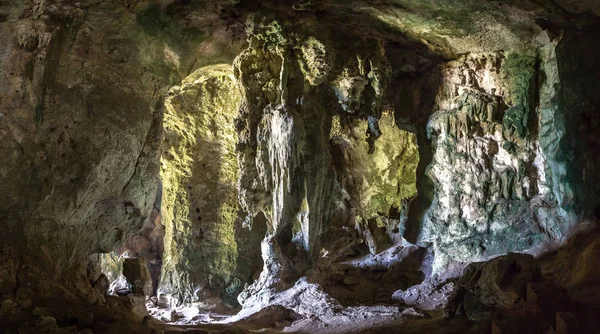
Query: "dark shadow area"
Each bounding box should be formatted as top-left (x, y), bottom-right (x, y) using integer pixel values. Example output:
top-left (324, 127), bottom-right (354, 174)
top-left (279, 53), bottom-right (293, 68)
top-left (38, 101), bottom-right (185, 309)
top-left (555, 27), bottom-right (600, 216)
top-left (228, 211), bottom-right (268, 306)
top-left (321, 245), bottom-right (430, 306)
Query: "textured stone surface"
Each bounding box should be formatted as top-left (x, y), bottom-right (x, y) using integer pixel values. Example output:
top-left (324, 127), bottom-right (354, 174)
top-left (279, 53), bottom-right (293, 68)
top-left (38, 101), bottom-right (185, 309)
top-left (0, 0), bottom-right (244, 329)
top-left (418, 49), bottom-right (584, 271)
top-left (158, 64), bottom-right (264, 309)
top-left (230, 17), bottom-right (426, 310)
top-left (458, 253), bottom-right (541, 320)
top-left (434, 230), bottom-right (600, 333)
top-left (0, 0), bottom-right (167, 304)
top-left (330, 111), bottom-right (419, 234)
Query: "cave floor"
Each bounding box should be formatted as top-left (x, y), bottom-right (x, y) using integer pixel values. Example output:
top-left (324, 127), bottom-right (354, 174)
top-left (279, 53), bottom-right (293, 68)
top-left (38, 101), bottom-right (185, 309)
top-left (157, 310), bottom-right (482, 334)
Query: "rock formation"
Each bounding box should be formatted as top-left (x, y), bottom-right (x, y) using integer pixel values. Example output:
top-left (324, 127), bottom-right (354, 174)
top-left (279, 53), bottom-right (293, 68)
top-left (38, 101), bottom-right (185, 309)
top-left (0, 0), bottom-right (599, 333)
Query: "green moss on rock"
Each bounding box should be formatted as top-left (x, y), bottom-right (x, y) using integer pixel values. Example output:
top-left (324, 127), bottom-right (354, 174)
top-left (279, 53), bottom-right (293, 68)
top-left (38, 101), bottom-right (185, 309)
top-left (159, 64), bottom-right (243, 306)
top-left (501, 53), bottom-right (537, 107)
top-left (298, 37), bottom-right (335, 86)
top-left (333, 111), bottom-right (419, 220)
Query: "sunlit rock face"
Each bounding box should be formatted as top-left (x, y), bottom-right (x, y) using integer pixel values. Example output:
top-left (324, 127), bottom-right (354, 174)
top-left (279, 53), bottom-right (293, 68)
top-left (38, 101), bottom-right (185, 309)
top-left (231, 17), bottom-right (426, 309)
top-left (158, 65), bottom-right (265, 310)
top-left (0, 0), bottom-right (243, 329)
top-left (329, 112), bottom-right (419, 253)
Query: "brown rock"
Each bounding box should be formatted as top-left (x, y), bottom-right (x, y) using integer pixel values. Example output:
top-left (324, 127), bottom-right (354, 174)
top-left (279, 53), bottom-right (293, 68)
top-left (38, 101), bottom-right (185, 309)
top-left (556, 312), bottom-right (579, 334)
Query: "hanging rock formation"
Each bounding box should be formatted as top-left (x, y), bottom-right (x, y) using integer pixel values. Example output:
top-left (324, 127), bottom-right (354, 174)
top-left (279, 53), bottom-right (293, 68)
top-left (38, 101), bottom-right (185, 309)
top-left (231, 17), bottom-right (426, 309)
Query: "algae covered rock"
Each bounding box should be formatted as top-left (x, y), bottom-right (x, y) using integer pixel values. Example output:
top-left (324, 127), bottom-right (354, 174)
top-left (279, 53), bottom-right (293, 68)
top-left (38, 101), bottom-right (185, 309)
top-left (0, 0), bottom-right (599, 329)
top-left (298, 36), bottom-right (335, 86)
top-left (233, 17), bottom-right (411, 300)
top-left (158, 64), bottom-right (261, 308)
top-left (330, 111), bottom-right (419, 223)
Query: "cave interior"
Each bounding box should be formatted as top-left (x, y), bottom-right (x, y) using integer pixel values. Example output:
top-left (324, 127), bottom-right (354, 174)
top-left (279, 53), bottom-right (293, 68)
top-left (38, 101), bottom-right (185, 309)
top-left (1, 0), bottom-right (600, 333)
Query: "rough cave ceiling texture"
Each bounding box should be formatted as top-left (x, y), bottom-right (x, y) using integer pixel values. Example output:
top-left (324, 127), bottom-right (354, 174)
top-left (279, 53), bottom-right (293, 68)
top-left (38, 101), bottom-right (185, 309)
top-left (0, 0), bottom-right (599, 333)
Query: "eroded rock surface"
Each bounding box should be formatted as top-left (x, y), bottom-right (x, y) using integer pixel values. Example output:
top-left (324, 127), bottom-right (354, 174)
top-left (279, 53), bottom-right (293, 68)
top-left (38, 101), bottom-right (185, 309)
top-left (421, 51), bottom-right (570, 270)
top-left (158, 64), bottom-right (264, 310)
top-left (0, 0), bottom-right (168, 305)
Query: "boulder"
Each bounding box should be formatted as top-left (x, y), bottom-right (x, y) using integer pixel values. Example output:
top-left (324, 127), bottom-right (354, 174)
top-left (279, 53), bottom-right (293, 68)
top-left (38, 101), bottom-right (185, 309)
top-left (452, 253), bottom-right (541, 320)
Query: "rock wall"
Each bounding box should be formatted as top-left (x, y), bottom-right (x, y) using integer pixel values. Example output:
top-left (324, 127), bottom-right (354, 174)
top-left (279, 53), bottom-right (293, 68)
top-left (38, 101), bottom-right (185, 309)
top-left (555, 28), bottom-right (600, 217)
top-left (329, 112), bottom-right (419, 253)
top-left (0, 0), bottom-right (244, 323)
top-left (0, 0), bottom-right (598, 330)
top-left (419, 38), bottom-right (600, 271)
top-left (152, 7), bottom-right (599, 313)
top-left (158, 64), bottom-right (264, 309)
top-left (232, 17), bottom-right (422, 305)
top-left (0, 0), bottom-right (166, 303)
top-left (420, 51), bottom-right (569, 270)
